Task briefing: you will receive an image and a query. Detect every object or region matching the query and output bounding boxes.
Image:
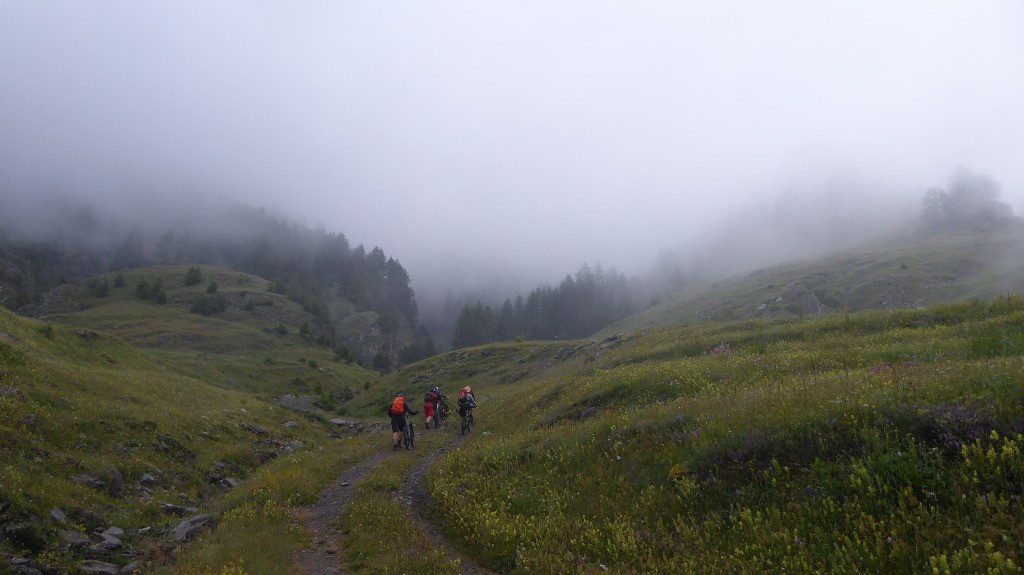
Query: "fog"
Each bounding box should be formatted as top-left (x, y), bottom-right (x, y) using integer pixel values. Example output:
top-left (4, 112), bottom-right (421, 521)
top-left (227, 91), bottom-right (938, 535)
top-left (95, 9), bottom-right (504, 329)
top-left (2, 2), bottom-right (1023, 303)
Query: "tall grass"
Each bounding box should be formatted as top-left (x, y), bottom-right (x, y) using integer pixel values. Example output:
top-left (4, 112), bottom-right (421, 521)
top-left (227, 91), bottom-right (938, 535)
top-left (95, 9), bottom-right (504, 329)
top-left (428, 297), bottom-right (1024, 573)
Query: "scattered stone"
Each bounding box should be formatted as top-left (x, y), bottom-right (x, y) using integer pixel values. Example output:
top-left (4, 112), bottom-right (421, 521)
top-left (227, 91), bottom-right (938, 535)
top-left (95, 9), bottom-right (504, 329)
top-left (0, 499), bottom-right (11, 513)
top-left (289, 440), bottom-right (305, 450)
top-left (119, 559), bottom-right (144, 573)
top-left (50, 508), bottom-right (66, 523)
top-left (158, 503), bottom-right (195, 517)
top-left (71, 473), bottom-right (106, 490)
top-left (171, 514), bottom-right (216, 543)
top-left (69, 508), bottom-right (106, 530)
top-left (60, 530), bottom-right (91, 548)
top-left (284, 420), bottom-right (298, 429)
top-left (329, 419), bottom-right (352, 426)
top-left (108, 467), bottom-right (125, 497)
top-left (100, 526), bottom-right (125, 538)
top-left (80, 560), bottom-right (121, 574)
top-left (21, 413), bottom-right (37, 427)
top-left (139, 473), bottom-right (157, 487)
top-left (240, 422), bottom-right (268, 436)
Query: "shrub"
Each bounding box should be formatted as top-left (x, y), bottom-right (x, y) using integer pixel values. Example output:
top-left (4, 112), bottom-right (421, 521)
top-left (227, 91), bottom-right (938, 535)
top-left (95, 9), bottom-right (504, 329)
top-left (190, 294), bottom-right (227, 316)
top-left (184, 266), bottom-right (203, 286)
top-left (207, 280), bottom-right (219, 294)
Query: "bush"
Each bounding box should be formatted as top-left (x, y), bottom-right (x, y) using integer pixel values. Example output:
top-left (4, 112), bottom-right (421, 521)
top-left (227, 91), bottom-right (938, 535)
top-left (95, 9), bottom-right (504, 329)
top-left (184, 266), bottom-right (203, 286)
top-left (207, 280), bottom-right (219, 294)
top-left (113, 274), bottom-right (126, 288)
top-left (86, 277), bottom-right (110, 297)
top-left (190, 294), bottom-right (227, 316)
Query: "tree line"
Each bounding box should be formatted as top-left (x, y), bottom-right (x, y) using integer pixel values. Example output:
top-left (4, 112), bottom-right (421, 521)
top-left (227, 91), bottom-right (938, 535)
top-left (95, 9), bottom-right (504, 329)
top-left (451, 263), bottom-right (640, 348)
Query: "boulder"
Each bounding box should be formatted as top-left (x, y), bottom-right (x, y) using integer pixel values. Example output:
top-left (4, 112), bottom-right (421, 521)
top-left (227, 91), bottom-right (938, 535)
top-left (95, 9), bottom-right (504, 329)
top-left (71, 473), bottom-right (105, 490)
top-left (80, 560), bottom-right (121, 574)
top-left (108, 468), bottom-right (125, 497)
top-left (50, 508), bottom-right (66, 523)
top-left (158, 503), bottom-right (196, 517)
top-left (171, 514), bottom-right (216, 543)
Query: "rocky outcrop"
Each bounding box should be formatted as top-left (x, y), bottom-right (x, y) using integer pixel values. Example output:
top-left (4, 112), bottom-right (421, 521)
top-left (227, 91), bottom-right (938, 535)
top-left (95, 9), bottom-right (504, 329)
top-left (756, 282), bottom-right (824, 318)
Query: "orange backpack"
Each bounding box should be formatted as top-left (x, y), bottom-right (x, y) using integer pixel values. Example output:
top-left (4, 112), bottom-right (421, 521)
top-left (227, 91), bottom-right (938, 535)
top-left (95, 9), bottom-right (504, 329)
top-left (389, 396), bottom-right (405, 415)
top-left (458, 386), bottom-right (472, 401)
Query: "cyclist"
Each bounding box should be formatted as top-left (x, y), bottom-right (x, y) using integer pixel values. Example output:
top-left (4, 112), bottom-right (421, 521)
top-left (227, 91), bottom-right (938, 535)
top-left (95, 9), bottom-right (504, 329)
top-left (457, 385), bottom-right (477, 430)
top-left (431, 386), bottom-right (448, 427)
top-left (386, 393), bottom-right (418, 451)
top-left (422, 388), bottom-right (437, 428)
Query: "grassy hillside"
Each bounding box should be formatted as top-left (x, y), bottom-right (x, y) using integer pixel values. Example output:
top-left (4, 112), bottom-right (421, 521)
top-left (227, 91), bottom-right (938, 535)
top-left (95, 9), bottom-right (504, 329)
top-left (606, 225), bottom-right (1024, 335)
top-left (0, 266), bottom-right (386, 573)
top-left (407, 297), bottom-right (1024, 574)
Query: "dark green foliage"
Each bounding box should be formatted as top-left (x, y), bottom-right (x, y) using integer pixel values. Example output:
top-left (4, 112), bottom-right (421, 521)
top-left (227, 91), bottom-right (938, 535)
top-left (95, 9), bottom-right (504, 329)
top-left (135, 278), bottom-right (164, 302)
top-left (372, 351), bottom-right (391, 373)
top-left (190, 293), bottom-right (227, 315)
top-left (38, 324), bottom-right (55, 339)
top-left (206, 280), bottom-right (218, 294)
top-left (274, 324), bottom-right (288, 336)
top-left (184, 266), bottom-right (203, 286)
top-left (86, 277), bottom-right (110, 297)
top-left (334, 345), bottom-right (355, 363)
top-left (452, 263), bottom-right (638, 348)
top-left (399, 323), bottom-right (436, 363)
top-left (154, 289), bottom-right (168, 304)
top-left (113, 273), bottom-right (126, 288)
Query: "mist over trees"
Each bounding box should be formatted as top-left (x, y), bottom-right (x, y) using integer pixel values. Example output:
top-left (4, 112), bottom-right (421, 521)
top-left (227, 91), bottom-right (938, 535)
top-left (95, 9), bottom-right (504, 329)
top-left (450, 263), bottom-right (640, 348)
top-left (922, 168), bottom-right (1016, 230)
top-left (0, 201), bottom-right (432, 365)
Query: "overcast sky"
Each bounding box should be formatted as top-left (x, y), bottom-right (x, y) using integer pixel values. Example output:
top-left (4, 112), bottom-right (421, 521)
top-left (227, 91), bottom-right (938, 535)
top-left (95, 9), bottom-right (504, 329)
top-left (2, 2), bottom-right (1023, 294)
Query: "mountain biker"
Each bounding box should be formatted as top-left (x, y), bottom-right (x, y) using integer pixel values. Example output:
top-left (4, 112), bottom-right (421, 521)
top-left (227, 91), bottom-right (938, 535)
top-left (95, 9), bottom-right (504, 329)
top-left (457, 385), bottom-right (477, 427)
top-left (423, 388), bottom-right (437, 428)
top-left (386, 393), bottom-right (418, 451)
top-left (431, 386), bottom-right (447, 414)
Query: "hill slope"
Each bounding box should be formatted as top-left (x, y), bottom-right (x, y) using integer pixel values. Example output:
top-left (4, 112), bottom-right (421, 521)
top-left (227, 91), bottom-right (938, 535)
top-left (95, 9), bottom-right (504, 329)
top-left (604, 224), bottom-right (1024, 335)
top-left (401, 297), bottom-right (1024, 573)
top-left (0, 266), bottom-right (386, 573)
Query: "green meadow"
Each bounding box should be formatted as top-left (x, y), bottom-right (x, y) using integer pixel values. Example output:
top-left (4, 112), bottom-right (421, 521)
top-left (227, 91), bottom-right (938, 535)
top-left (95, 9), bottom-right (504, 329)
top-left (3, 262), bottom-right (1024, 574)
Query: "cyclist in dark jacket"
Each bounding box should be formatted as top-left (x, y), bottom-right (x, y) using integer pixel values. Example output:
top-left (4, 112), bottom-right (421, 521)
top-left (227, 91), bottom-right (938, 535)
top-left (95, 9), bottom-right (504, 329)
top-left (385, 393), bottom-right (418, 451)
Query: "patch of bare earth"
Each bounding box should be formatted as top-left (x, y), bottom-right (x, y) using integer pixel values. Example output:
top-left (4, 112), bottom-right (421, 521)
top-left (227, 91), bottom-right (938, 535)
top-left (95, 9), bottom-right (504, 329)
top-left (291, 452), bottom-right (389, 575)
top-left (395, 433), bottom-right (498, 575)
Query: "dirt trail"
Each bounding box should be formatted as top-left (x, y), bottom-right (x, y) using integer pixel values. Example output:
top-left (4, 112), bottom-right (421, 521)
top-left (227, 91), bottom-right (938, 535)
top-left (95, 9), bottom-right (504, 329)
top-left (394, 430), bottom-right (498, 575)
top-left (291, 451), bottom-right (389, 575)
top-left (294, 427), bottom-right (496, 575)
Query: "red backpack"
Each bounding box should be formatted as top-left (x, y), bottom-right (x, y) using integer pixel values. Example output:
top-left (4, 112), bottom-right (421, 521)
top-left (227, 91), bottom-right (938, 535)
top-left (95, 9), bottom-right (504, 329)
top-left (389, 396), bottom-right (405, 415)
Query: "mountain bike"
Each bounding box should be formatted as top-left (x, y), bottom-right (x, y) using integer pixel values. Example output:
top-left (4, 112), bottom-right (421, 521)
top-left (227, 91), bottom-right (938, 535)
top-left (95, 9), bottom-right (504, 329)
top-left (434, 400), bottom-right (449, 429)
top-left (403, 412), bottom-right (416, 450)
top-left (460, 408), bottom-right (473, 435)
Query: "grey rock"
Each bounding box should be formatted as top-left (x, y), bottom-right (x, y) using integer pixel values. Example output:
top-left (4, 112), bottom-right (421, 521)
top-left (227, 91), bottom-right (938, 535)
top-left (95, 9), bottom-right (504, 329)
top-left (119, 560), bottom-right (144, 573)
top-left (158, 503), bottom-right (196, 516)
top-left (71, 473), bottom-right (105, 490)
top-left (171, 514), bottom-right (216, 543)
top-left (80, 560), bottom-right (121, 574)
top-left (101, 526), bottom-right (125, 538)
top-left (0, 499), bottom-right (10, 513)
top-left (108, 467), bottom-right (125, 497)
top-left (139, 473), bottom-right (157, 487)
top-left (50, 508), bottom-right (66, 523)
top-left (60, 529), bottom-right (91, 547)
top-left (329, 418), bottom-right (352, 426)
top-left (284, 420), bottom-right (298, 428)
